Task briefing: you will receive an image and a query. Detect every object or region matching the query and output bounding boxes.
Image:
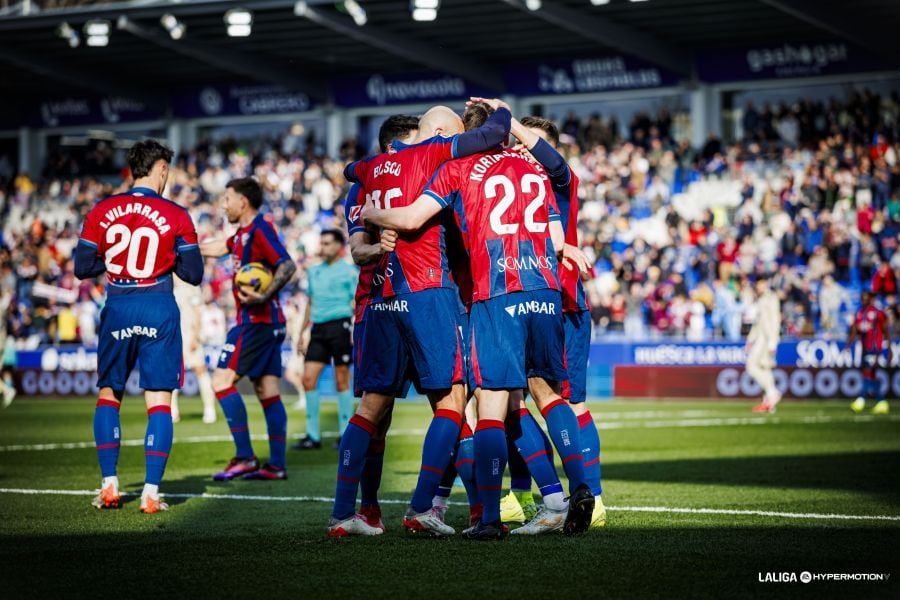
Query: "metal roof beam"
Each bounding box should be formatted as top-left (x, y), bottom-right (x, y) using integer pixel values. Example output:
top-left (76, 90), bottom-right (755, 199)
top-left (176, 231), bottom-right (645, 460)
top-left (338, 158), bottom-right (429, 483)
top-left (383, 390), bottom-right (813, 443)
top-left (0, 44), bottom-right (165, 108)
top-left (497, 0), bottom-right (692, 77)
top-left (294, 2), bottom-right (504, 92)
top-left (758, 0), bottom-right (900, 62)
top-left (0, 0), bottom-right (333, 31)
top-left (116, 15), bottom-right (328, 100)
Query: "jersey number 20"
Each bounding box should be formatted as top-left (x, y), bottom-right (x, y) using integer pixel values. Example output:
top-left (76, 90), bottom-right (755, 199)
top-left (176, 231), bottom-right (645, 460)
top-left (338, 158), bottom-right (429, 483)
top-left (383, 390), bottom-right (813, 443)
top-left (486, 174), bottom-right (548, 235)
top-left (105, 225), bottom-right (160, 278)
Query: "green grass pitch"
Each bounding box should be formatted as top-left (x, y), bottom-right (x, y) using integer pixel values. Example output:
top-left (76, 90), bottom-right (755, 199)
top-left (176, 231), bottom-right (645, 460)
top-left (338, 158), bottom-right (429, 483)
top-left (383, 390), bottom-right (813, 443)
top-left (1, 397), bottom-right (898, 598)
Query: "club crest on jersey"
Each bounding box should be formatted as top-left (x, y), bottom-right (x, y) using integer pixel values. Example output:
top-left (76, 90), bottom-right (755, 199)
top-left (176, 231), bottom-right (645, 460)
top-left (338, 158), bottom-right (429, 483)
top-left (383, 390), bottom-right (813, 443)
top-left (111, 325), bottom-right (158, 340)
top-left (504, 301), bottom-right (556, 318)
top-left (428, 267), bottom-right (435, 280)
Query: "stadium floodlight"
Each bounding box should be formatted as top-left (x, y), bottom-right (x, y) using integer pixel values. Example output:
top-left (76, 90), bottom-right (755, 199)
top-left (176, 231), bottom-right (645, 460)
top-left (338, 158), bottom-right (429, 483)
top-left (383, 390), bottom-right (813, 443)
top-left (225, 8), bottom-right (253, 25)
top-left (160, 14), bottom-right (186, 40)
top-left (84, 19), bottom-right (110, 37)
top-left (225, 8), bottom-right (253, 36)
top-left (86, 34), bottom-right (109, 47)
top-left (57, 21), bottom-right (80, 48)
top-left (411, 8), bottom-right (437, 21)
top-left (629, 0), bottom-right (650, 2)
top-left (525, 0), bottom-right (542, 10)
top-left (344, 0), bottom-right (367, 26)
top-left (227, 24), bottom-right (252, 36)
top-left (411, 0), bottom-right (440, 20)
top-left (590, 0), bottom-right (611, 5)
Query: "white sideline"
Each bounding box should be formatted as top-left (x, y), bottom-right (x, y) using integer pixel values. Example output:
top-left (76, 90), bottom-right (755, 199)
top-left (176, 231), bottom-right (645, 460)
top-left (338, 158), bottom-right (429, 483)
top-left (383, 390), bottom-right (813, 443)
top-left (0, 487), bottom-right (898, 522)
top-left (2, 413), bottom-right (897, 453)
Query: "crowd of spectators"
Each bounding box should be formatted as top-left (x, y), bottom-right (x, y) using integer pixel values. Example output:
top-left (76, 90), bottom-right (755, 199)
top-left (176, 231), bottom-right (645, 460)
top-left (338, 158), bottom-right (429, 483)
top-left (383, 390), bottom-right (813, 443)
top-left (1, 88), bottom-right (900, 352)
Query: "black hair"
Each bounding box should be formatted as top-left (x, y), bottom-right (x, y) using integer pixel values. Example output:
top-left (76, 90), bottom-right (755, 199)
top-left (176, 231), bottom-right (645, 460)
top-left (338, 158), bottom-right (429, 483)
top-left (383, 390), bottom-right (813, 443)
top-left (378, 115), bottom-right (419, 152)
top-left (519, 116), bottom-right (561, 148)
top-left (462, 102), bottom-right (494, 132)
top-left (321, 229), bottom-right (346, 245)
top-left (127, 139), bottom-right (173, 179)
top-left (226, 177), bottom-right (263, 210)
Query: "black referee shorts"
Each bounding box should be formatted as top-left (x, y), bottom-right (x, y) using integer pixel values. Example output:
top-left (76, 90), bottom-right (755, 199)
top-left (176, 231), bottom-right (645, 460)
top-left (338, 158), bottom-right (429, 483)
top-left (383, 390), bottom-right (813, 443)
top-left (306, 317), bottom-right (353, 366)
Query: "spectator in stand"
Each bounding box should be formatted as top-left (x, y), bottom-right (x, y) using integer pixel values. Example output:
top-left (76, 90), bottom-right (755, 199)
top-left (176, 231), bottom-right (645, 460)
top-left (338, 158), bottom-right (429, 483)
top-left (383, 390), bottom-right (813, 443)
top-left (872, 262), bottom-right (898, 297)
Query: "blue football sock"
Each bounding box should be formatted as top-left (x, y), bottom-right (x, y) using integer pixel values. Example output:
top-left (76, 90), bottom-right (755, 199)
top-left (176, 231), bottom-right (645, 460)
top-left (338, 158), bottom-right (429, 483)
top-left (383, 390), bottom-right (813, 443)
top-left (261, 395), bottom-right (287, 469)
top-left (577, 409), bottom-right (603, 496)
top-left (455, 424), bottom-right (479, 508)
top-left (94, 398), bottom-right (121, 478)
top-left (410, 409), bottom-right (461, 513)
top-left (216, 386), bottom-right (254, 458)
top-left (505, 413), bottom-right (532, 493)
top-left (510, 408), bottom-right (564, 499)
top-left (541, 399), bottom-right (587, 494)
top-left (337, 390), bottom-right (354, 436)
top-left (333, 414), bottom-right (375, 520)
top-left (360, 438), bottom-right (385, 508)
top-left (144, 405), bottom-right (173, 486)
top-left (305, 389), bottom-right (321, 442)
top-left (475, 419), bottom-right (507, 524)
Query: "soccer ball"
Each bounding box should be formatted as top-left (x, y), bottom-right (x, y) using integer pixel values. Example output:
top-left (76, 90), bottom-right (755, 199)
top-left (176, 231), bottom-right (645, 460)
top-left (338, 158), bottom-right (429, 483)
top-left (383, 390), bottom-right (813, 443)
top-left (235, 262), bottom-right (273, 294)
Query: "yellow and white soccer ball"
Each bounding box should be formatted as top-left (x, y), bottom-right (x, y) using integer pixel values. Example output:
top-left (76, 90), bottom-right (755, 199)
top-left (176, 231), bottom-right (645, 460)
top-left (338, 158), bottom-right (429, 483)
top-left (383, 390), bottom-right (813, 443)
top-left (235, 262), bottom-right (273, 294)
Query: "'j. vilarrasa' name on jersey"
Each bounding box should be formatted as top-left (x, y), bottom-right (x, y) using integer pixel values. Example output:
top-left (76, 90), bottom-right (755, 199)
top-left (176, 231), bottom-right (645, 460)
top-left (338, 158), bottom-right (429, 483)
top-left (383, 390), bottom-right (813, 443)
top-left (100, 202), bottom-right (172, 234)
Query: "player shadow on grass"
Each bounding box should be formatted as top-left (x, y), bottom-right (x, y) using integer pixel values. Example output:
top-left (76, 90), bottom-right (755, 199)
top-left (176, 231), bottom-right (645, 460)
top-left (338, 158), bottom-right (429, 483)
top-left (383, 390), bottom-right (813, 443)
top-left (122, 475), bottom-right (216, 507)
top-left (603, 451), bottom-right (900, 503)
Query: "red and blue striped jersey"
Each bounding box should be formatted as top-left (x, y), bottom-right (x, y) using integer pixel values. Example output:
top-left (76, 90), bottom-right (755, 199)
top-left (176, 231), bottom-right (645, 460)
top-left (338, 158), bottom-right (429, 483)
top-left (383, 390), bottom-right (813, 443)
top-left (855, 305), bottom-right (888, 352)
top-left (556, 170), bottom-right (590, 313)
top-left (79, 187), bottom-right (198, 295)
top-left (425, 149), bottom-right (561, 303)
top-left (343, 183), bottom-right (375, 324)
top-left (227, 213), bottom-right (291, 325)
top-left (349, 136), bottom-right (460, 299)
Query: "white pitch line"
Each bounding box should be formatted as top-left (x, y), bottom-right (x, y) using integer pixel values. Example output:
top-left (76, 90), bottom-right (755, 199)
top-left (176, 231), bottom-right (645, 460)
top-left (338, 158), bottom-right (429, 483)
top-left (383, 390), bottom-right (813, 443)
top-left (0, 487), bottom-right (898, 522)
top-left (2, 414), bottom-right (898, 453)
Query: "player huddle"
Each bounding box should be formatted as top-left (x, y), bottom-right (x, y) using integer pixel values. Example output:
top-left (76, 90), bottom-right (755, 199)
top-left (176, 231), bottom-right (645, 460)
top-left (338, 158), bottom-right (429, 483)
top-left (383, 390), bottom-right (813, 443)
top-left (75, 99), bottom-right (606, 539)
top-left (329, 98), bottom-right (605, 540)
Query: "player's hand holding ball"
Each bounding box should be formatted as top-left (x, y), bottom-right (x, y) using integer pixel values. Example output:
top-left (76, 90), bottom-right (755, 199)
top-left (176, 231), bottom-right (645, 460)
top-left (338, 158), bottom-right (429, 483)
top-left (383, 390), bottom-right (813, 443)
top-left (235, 262), bottom-right (272, 306)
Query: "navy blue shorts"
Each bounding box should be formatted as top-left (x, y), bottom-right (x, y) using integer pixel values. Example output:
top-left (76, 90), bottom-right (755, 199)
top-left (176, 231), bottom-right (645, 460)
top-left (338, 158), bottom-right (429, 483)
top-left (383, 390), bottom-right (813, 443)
top-left (97, 294), bottom-right (183, 392)
top-left (358, 288), bottom-right (463, 397)
top-left (861, 349), bottom-right (888, 371)
top-left (217, 323), bottom-right (286, 380)
top-left (470, 289), bottom-right (567, 390)
top-left (561, 310), bottom-right (591, 403)
top-left (352, 318), bottom-right (365, 398)
top-left (457, 310), bottom-right (476, 392)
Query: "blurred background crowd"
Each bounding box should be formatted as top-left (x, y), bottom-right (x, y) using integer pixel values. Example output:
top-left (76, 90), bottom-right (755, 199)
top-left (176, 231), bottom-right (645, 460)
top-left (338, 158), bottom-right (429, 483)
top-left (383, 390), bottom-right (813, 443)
top-left (2, 88), bottom-right (899, 351)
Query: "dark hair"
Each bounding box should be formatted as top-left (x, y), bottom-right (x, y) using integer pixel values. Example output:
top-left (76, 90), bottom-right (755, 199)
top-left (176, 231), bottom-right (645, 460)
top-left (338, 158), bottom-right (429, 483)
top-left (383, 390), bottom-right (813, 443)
top-left (462, 102), bottom-right (494, 132)
top-left (378, 115), bottom-right (419, 152)
top-left (321, 229), bottom-right (345, 245)
top-left (226, 177), bottom-right (263, 210)
top-left (519, 116), bottom-right (560, 148)
top-left (127, 139), bottom-right (173, 179)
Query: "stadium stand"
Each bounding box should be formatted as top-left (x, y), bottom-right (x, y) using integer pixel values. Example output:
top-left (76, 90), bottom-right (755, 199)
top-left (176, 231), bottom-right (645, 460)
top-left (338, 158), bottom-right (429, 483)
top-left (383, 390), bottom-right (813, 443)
top-left (2, 90), bottom-right (899, 351)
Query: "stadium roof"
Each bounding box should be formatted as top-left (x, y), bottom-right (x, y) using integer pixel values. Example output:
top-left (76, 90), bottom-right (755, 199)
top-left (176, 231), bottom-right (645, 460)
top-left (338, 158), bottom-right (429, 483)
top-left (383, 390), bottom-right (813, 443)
top-left (0, 0), bottom-right (899, 121)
